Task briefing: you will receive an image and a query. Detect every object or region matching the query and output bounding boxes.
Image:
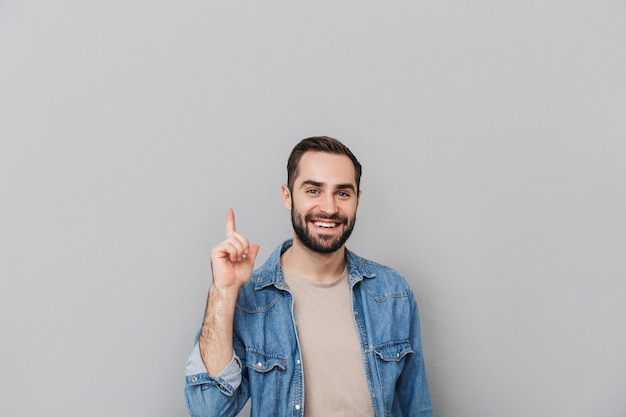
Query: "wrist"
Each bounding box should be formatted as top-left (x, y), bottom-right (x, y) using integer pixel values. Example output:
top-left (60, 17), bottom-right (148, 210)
top-left (210, 282), bottom-right (241, 300)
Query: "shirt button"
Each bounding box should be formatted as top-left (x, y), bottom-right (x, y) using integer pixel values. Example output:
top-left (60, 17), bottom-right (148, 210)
top-left (257, 362), bottom-right (263, 367)
top-left (191, 377), bottom-right (198, 383)
top-left (296, 359), bottom-right (301, 365)
top-left (295, 404), bottom-right (301, 410)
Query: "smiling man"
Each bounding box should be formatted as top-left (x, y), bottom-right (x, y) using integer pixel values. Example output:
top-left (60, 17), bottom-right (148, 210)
top-left (185, 136), bottom-right (433, 417)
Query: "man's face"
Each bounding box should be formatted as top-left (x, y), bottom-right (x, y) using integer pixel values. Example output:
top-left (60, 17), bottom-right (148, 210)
top-left (283, 151), bottom-right (361, 254)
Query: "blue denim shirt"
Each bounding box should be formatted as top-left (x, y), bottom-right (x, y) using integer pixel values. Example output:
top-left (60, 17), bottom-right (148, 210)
top-left (185, 240), bottom-right (433, 417)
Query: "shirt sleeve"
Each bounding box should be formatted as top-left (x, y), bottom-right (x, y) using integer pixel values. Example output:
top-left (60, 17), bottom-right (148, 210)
top-left (399, 291), bottom-right (434, 416)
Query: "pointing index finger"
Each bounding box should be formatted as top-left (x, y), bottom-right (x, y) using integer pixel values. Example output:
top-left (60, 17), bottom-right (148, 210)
top-left (225, 208), bottom-right (236, 237)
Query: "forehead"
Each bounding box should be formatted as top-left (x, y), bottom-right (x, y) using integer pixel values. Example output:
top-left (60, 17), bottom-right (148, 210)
top-left (295, 151), bottom-right (357, 186)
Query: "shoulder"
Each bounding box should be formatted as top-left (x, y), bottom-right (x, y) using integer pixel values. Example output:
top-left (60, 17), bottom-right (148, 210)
top-left (346, 250), bottom-right (414, 295)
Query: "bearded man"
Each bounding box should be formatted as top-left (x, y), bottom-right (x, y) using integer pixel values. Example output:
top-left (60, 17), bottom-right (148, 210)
top-left (185, 136), bottom-right (433, 417)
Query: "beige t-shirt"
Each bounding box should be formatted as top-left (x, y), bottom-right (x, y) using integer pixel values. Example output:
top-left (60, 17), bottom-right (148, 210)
top-left (283, 267), bottom-right (375, 417)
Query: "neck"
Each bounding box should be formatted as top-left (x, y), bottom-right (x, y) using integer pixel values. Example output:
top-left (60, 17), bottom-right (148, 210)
top-left (281, 236), bottom-right (347, 283)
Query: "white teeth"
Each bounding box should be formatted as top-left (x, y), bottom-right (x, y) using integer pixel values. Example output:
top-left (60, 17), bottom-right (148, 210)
top-left (314, 221), bottom-right (337, 228)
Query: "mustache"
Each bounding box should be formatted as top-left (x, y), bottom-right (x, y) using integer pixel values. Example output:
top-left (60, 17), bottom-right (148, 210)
top-left (304, 213), bottom-right (347, 223)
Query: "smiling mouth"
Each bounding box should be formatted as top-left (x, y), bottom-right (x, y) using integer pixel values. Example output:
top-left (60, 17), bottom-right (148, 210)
top-left (313, 221), bottom-right (339, 229)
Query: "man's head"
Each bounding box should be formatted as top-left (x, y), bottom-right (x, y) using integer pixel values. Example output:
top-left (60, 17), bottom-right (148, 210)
top-left (283, 136), bottom-right (362, 254)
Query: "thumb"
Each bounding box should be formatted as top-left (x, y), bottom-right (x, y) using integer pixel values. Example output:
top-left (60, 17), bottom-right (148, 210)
top-left (246, 244), bottom-right (260, 264)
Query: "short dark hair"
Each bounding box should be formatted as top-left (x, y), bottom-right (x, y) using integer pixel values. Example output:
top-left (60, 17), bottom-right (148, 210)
top-left (287, 136), bottom-right (362, 192)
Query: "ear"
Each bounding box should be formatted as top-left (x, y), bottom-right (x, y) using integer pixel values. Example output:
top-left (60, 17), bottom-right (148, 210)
top-left (281, 184), bottom-right (292, 211)
top-left (357, 189), bottom-right (362, 208)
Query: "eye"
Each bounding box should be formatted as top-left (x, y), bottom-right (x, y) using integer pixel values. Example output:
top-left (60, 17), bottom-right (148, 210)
top-left (306, 189), bottom-right (320, 195)
top-left (336, 191), bottom-right (350, 198)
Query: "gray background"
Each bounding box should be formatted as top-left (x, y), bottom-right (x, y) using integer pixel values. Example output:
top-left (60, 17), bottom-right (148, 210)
top-left (1, 1), bottom-right (625, 416)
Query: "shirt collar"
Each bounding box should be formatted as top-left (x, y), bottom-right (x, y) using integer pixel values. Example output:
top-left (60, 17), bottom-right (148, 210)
top-left (254, 239), bottom-right (376, 291)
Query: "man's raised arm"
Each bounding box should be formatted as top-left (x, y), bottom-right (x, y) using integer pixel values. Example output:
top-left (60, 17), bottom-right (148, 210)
top-left (199, 208), bottom-right (259, 376)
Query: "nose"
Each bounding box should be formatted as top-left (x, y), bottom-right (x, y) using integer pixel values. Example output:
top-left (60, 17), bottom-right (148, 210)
top-left (319, 193), bottom-right (338, 215)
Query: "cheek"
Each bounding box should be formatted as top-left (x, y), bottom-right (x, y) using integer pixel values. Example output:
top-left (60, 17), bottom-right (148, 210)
top-left (343, 200), bottom-right (359, 213)
top-left (292, 198), bottom-right (315, 213)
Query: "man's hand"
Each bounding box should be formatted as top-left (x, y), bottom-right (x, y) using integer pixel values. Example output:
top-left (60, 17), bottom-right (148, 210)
top-left (210, 208), bottom-right (260, 292)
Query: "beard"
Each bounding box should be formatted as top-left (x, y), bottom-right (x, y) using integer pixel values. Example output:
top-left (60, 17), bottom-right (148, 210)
top-left (291, 204), bottom-right (356, 254)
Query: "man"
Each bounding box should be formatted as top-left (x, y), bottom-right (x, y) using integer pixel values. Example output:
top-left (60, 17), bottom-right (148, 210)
top-left (185, 136), bottom-right (433, 416)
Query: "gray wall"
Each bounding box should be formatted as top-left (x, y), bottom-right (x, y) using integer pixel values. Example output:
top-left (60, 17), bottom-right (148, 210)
top-left (1, 1), bottom-right (624, 416)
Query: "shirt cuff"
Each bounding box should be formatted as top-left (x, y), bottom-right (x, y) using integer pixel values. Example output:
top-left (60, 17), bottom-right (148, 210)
top-left (185, 343), bottom-right (242, 392)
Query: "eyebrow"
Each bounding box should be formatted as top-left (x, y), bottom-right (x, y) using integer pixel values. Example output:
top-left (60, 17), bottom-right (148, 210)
top-left (300, 180), bottom-right (356, 192)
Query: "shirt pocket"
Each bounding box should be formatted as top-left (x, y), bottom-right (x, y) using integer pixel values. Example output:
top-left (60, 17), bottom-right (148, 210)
top-left (372, 340), bottom-right (414, 403)
top-left (244, 348), bottom-right (287, 413)
top-left (373, 340), bottom-right (413, 362)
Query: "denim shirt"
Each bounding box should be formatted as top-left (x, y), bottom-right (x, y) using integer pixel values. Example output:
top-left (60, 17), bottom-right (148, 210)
top-left (185, 240), bottom-right (433, 417)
